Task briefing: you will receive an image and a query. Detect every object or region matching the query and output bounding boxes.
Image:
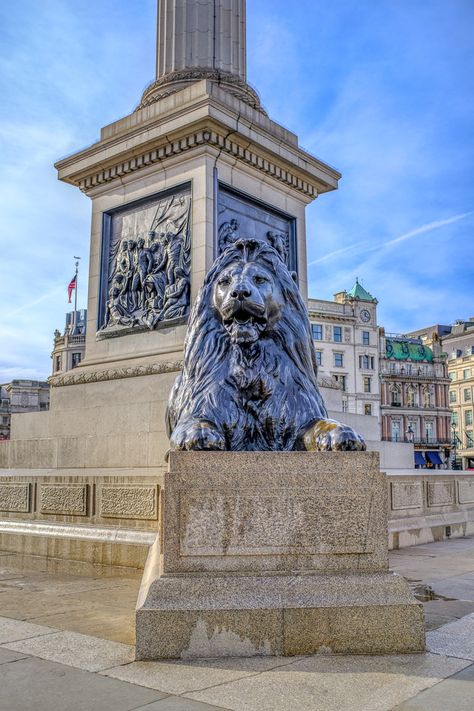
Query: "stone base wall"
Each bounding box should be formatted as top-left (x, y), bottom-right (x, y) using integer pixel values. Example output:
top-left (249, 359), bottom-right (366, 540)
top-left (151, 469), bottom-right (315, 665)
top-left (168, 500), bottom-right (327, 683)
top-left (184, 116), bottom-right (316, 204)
top-left (388, 471), bottom-right (474, 548)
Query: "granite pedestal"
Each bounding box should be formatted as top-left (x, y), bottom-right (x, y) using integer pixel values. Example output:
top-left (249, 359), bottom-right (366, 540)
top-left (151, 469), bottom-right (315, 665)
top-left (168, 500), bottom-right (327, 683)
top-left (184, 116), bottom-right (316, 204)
top-left (136, 451), bottom-right (425, 659)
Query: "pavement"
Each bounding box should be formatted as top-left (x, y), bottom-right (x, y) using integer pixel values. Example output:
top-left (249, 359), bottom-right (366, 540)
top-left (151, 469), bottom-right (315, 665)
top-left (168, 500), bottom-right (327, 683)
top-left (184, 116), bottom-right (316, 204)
top-left (0, 536), bottom-right (474, 711)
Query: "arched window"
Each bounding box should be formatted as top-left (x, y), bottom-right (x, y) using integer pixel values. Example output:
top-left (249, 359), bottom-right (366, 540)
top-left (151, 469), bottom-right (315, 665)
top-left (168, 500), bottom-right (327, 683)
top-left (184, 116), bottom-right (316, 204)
top-left (407, 385), bottom-right (417, 407)
top-left (390, 384), bottom-right (400, 406)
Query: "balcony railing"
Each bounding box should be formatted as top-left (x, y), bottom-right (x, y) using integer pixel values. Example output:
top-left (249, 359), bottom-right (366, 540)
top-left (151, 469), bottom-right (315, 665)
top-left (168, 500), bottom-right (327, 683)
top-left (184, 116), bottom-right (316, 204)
top-left (382, 436), bottom-right (452, 445)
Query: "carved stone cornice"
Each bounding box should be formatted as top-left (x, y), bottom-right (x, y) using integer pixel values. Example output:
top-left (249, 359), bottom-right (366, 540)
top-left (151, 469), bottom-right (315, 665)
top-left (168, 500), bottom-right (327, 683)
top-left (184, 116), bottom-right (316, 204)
top-left (49, 360), bottom-right (183, 388)
top-left (138, 69), bottom-right (265, 114)
top-left (76, 128), bottom-right (319, 198)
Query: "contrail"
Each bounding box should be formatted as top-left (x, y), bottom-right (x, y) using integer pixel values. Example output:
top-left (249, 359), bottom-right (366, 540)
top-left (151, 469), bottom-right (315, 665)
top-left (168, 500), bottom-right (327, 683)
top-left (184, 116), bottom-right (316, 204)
top-left (310, 211), bottom-right (473, 266)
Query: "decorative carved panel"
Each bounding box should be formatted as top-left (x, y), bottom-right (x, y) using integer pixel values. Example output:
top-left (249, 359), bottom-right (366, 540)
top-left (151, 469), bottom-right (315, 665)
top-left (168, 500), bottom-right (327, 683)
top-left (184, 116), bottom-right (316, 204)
top-left (458, 480), bottom-right (474, 504)
top-left (0, 483), bottom-right (30, 513)
top-left (427, 481), bottom-right (455, 507)
top-left (217, 185), bottom-right (297, 272)
top-left (391, 482), bottom-right (423, 510)
top-left (99, 485), bottom-right (158, 520)
top-left (39, 484), bottom-right (88, 516)
top-left (98, 184), bottom-right (191, 335)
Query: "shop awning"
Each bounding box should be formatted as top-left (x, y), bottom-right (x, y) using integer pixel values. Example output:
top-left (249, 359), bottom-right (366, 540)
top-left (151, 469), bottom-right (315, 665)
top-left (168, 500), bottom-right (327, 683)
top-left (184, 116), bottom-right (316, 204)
top-left (414, 452), bottom-right (426, 466)
top-left (426, 451), bottom-right (443, 466)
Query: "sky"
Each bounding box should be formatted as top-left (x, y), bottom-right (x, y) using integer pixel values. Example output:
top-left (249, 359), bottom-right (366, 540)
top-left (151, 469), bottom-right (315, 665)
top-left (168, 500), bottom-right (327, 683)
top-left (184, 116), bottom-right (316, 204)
top-left (0, 0), bottom-right (473, 381)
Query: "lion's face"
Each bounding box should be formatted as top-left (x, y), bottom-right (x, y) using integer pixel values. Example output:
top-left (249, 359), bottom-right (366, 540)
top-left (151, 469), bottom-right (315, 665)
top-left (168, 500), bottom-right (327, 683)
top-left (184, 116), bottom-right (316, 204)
top-left (212, 260), bottom-right (283, 345)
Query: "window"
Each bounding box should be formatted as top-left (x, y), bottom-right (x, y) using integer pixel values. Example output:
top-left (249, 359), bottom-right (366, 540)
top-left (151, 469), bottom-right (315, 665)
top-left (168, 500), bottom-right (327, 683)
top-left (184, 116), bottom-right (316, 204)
top-left (72, 352), bottom-right (82, 368)
top-left (334, 353), bottom-right (344, 367)
top-left (465, 410), bottom-right (473, 427)
top-left (425, 422), bottom-right (434, 442)
top-left (449, 390), bottom-right (457, 403)
top-left (466, 430), bottom-right (474, 446)
top-left (359, 355), bottom-right (374, 370)
top-left (342, 399), bottom-right (348, 413)
top-left (333, 374), bottom-right (346, 391)
top-left (391, 421), bottom-right (401, 442)
top-left (424, 387), bottom-right (432, 408)
top-left (333, 326), bottom-right (342, 343)
top-left (2, 416), bottom-right (8, 424)
top-left (449, 372), bottom-right (457, 381)
top-left (55, 355), bottom-right (61, 372)
top-left (363, 376), bottom-right (371, 393)
top-left (364, 404), bottom-right (372, 416)
top-left (315, 351), bottom-right (322, 366)
top-left (464, 369), bottom-right (471, 380)
top-left (464, 388), bottom-right (472, 402)
top-left (362, 331), bottom-right (370, 346)
top-left (391, 385), bottom-right (400, 406)
top-left (407, 386), bottom-right (417, 407)
top-left (312, 324), bottom-right (323, 340)
top-left (452, 411), bottom-right (459, 426)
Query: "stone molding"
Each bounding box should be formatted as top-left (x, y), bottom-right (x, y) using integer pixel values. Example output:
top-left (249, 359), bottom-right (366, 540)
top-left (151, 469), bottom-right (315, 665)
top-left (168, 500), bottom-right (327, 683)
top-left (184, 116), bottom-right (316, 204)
top-left (138, 69), bottom-right (264, 114)
top-left (39, 484), bottom-right (88, 516)
top-left (76, 129), bottom-right (318, 199)
top-left (49, 360), bottom-right (183, 388)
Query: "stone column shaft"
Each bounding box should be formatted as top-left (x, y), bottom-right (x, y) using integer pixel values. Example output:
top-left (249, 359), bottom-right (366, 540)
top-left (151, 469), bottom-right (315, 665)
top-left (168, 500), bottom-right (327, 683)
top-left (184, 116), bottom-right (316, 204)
top-left (156, 0), bottom-right (246, 80)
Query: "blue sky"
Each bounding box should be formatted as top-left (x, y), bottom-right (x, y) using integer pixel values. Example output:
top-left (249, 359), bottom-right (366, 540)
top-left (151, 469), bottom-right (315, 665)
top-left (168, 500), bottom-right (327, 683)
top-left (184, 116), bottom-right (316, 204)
top-left (0, 0), bottom-right (473, 381)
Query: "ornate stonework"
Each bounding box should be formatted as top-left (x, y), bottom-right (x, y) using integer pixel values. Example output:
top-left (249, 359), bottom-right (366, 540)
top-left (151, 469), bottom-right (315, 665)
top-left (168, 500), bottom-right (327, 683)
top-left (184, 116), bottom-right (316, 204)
top-left (77, 129), bottom-right (318, 199)
top-left (390, 482), bottom-right (423, 510)
top-left (0, 483), bottom-right (30, 513)
top-left (99, 485), bottom-right (158, 520)
top-left (39, 484), bottom-right (88, 516)
top-left (138, 69), bottom-right (264, 114)
top-left (427, 481), bottom-right (456, 507)
top-left (49, 360), bottom-right (183, 388)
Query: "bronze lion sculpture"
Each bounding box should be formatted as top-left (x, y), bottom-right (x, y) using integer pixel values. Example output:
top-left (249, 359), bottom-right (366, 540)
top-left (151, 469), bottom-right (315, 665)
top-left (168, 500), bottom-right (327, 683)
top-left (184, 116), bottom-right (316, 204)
top-left (167, 238), bottom-right (366, 452)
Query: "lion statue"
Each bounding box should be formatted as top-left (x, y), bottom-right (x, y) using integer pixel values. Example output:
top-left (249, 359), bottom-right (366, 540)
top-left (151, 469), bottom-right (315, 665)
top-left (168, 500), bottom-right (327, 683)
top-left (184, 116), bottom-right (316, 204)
top-left (166, 238), bottom-right (365, 452)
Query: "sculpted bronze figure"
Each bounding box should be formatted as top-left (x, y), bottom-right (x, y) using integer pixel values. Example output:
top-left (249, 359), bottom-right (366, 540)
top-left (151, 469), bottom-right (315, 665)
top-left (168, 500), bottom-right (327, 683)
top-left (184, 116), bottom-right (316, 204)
top-left (167, 238), bottom-right (365, 452)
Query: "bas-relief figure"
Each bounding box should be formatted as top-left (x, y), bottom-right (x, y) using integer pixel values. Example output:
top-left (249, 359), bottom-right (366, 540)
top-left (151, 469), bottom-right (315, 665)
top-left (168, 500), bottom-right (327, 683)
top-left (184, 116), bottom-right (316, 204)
top-left (167, 237), bottom-right (366, 452)
top-left (101, 189), bottom-right (191, 332)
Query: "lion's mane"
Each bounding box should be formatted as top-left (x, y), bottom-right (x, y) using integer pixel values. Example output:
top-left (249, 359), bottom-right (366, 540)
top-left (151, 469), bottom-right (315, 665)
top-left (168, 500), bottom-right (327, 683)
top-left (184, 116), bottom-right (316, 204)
top-left (167, 238), bottom-right (328, 451)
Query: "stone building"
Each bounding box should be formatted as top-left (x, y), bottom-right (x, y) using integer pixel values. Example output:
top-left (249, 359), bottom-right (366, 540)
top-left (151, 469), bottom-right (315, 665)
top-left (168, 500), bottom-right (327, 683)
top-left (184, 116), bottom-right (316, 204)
top-left (0, 380), bottom-right (50, 440)
top-left (379, 332), bottom-right (451, 468)
top-left (308, 279), bottom-right (380, 419)
top-left (443, 320), bottom-right (474, 469)
top-left (51, 310), bottom-right (87, 375)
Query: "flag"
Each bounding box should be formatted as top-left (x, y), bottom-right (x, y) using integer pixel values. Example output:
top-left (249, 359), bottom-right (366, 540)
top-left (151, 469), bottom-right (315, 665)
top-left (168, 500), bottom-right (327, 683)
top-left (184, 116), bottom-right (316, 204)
top-left (68, 275), bottom-right (77, 303)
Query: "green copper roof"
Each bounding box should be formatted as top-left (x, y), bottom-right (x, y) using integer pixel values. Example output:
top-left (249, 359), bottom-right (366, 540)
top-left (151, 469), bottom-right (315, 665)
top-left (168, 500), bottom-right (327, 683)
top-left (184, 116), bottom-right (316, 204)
top-left (386, 339), bottom-right (434, 362)
top-left (346, 278), bottom-right (377, 302)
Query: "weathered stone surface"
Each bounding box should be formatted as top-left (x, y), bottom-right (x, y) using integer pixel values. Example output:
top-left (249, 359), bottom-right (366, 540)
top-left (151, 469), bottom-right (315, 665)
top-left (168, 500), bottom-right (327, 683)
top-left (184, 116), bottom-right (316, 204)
top-left (136, 451), bottom-right (425, 659)
top-left (99, 485), bottom-right (158, 520)
top-left (39, 484), bottom-right (88, 516)
top-left (0, 483), bottom-right (30, 512)
top-left (391, 481), bottom-right (423, 510)
top-left (427, 481), bottom-right (455, 507)
top-left (458, 480), bottom-right (474, 504)
top-left (163, 451), bottom-right (387, 575)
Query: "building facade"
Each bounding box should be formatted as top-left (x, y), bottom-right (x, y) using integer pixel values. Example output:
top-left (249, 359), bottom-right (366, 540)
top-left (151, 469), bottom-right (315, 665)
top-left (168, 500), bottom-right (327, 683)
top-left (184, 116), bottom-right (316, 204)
top-left (443, 320), bottom-right (474, 469)
top-left (379, 332), bottom-right (451, 468)
top-left (51, 310), bottom-right (87, 375)
top-left (0, 380), bottom-right (50, 440)
top-left (308, 279), bottom-right (380, 420)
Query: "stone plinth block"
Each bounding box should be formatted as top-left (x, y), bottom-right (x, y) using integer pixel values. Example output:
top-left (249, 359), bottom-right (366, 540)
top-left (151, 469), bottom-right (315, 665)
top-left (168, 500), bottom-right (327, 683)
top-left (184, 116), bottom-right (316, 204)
top-left (136, 451), bottom-right (424, 659)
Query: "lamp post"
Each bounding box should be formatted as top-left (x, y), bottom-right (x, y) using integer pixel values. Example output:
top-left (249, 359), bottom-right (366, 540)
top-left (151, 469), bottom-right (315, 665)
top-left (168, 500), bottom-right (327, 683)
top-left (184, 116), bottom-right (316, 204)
top-left (406, 424), bottom-right (414, 443)
top-left (451, 422), bottom-right (458, 470)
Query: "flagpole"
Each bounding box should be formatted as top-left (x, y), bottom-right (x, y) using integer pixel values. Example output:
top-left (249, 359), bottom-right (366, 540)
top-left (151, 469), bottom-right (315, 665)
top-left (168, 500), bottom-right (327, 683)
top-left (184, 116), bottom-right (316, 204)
top-left (73, 256), bottom-right (81, 329)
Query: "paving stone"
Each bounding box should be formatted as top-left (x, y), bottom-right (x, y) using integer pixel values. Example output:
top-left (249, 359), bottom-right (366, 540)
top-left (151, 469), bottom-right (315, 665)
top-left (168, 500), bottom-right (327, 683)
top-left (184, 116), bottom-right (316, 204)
top-left (101, 655), bottom-right (305, 695)
top-left (0, 616), bottom-right (56, 644)
top-left (427, 613), bottom-right (474, 660)
top-left (132, 697), bottom-right (229, 710)
top-left (29, 603), bottom-right (135, 644)
top-left (0, 647), bottom-right (28, 664)
top-left (391, 662), bottom-right (474, 710)
top-left (3, 629), bottom-right (134, 672)
top-left (183, 653), bottom-right (470, 711)
top-left (0, 656), bottom-right (167, 711)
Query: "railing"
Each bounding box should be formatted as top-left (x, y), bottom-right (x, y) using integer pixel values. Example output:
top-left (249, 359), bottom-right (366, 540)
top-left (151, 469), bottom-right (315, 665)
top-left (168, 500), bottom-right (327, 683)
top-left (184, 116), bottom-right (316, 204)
top-left (384, 333), bottom-right (423, 344)
top-left (382, 436), bottom-right (452, 445)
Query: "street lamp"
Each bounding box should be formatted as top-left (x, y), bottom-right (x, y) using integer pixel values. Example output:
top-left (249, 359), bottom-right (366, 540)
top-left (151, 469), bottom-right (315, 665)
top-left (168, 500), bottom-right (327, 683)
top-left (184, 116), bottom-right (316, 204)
top-left (406, 424), bottom-right (414, 443)
top-left (451, 422), bottom-right (458, 470)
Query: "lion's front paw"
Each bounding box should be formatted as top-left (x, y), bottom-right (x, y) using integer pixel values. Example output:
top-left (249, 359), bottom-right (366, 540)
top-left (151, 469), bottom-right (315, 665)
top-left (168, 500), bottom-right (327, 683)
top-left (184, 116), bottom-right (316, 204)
top-left (302, 419), bottom-right (366, 452)
top-left (170, 421), bottom-right (226, 451)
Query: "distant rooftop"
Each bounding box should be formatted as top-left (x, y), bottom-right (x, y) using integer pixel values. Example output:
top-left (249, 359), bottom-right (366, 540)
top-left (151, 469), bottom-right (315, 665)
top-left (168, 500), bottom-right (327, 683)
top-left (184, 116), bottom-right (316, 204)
top-left (385, 336), bottom-right (434, 363)
top-left (345, 278), bottom-right (377, 303)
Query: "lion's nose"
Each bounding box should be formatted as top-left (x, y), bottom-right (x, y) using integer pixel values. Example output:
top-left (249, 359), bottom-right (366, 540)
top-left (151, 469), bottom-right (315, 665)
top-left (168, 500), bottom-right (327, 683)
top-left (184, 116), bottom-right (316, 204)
top-left (231, 285), bottom-right (251, 300)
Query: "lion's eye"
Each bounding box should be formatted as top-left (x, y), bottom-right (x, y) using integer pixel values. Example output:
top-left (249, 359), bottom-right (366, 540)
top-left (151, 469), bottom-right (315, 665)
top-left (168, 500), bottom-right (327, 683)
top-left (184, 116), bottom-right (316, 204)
top-left (253, 275), bottom-right (268, 285)
top-left (218, 277), bottom-right (231, 287)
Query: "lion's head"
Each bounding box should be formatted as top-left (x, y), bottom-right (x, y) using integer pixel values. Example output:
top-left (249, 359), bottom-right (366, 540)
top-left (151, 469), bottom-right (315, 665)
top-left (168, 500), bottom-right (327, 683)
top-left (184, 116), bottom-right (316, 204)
top-left (166, 238), bottom-right (326, 447)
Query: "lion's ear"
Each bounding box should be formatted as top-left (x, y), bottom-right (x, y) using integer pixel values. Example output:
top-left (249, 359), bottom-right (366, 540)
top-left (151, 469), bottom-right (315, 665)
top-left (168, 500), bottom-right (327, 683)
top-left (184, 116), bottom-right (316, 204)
top-left (290, 271), bottom-right (298, 283)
